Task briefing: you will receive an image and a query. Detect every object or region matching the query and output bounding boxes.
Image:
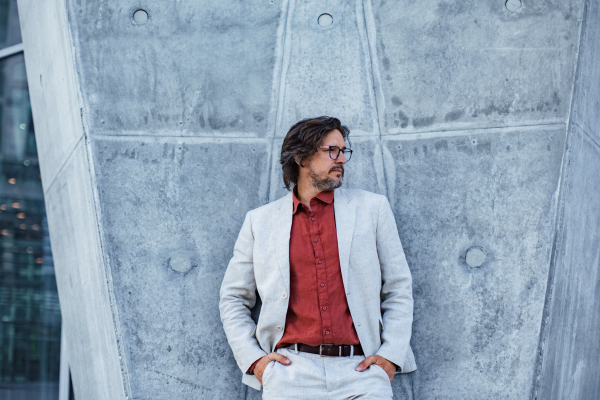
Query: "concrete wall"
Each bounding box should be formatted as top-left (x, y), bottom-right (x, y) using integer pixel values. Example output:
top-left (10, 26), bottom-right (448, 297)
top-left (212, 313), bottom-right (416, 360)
top-left (537, 1), bottom-right (600, 399)
top-left (17, 0), bottom-right (597, 399)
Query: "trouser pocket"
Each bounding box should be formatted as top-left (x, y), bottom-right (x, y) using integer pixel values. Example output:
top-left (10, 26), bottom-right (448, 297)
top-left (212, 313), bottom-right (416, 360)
top-left (262, 361), bottom-right (276, 387)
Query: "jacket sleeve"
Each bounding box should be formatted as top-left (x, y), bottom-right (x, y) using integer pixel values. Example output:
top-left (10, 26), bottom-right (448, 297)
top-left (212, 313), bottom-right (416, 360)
top-left (374, 195), bottom-right (414, 373)
top-left (219, 211), bottom-right (267, 374)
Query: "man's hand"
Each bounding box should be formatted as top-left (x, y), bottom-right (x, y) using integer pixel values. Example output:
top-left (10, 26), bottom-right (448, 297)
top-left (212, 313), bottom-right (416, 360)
top-left (254, 352), bottom-right (291, 384)
top-left (355, 355), bottom-right (396, 381)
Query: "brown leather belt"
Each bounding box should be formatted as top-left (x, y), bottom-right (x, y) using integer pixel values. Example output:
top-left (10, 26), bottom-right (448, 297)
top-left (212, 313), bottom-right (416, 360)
top-left (284, 343), bottom-right (364, 357)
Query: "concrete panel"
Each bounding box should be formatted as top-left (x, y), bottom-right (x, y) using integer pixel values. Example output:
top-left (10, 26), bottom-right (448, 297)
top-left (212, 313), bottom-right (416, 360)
top-left (17, 0), bottom-right (84, 189)
top-left (538, 126), bottom-right (600, 400)
top-left (371, 0), bottom-right (583, 134)
top-left (573, 0), bottom-right (600, 143)
top-left (66, 1), bottom-right (283, 137)
top-left (276, 0), bottom-right (376, 136)
top-left (44, 140), bottom-right (125, 400)
top-left (383, 127), bottom-right (565, 399)
top-left (90, 137), bottom-right (271, 399)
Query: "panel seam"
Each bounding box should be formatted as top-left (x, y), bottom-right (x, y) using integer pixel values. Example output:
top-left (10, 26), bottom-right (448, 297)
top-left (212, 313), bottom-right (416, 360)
top-left (268, 0), bottom-right (294, 202)
top-left (358, 0), bottom-right (390, 198)
top-left (85, 121), bottom-right (565, 141)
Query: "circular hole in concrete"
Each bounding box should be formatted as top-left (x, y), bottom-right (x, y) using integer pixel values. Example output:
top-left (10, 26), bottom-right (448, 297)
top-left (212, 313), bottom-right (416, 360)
top-left (169, 253), bottom-right (191, 273)
top-left (133, 9), bottom-right (148, 24)
top-left (318, 13), bottom-right (333, 27)
top-left (505, 0), bottom-right (522, 12)
top-left (466, 247), bottom-right (486, 268)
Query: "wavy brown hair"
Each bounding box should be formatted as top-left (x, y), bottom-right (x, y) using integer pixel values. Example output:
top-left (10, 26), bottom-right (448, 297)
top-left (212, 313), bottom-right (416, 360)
top-left (280, 116), bottom-right (350, 190)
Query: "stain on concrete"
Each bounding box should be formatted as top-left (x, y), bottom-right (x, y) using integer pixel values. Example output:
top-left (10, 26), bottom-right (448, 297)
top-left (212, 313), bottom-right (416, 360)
top-left (412, 116), bottom-right (435, 128)
top-left (394, 110), bottom-right (409, 128)
top-left (444, 109), bottom-right (465, 122)
top-left (435, 139), bottom-right (449, 151)
top-left (382, 56), bottom-right (391, 71)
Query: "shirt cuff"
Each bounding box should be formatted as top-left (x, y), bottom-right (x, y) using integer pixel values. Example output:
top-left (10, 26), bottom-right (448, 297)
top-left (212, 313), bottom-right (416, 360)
top-left (246, 357), bottom-right (262, 375)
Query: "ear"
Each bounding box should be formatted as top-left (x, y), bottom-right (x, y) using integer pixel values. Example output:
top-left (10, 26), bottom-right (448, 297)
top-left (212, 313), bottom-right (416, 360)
top-left (295, 157), bottom-right (304, 167)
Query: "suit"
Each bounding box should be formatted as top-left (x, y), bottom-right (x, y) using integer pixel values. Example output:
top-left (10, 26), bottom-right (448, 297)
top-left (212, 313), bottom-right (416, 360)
top-left (219, 188), bottom-right (416, 391)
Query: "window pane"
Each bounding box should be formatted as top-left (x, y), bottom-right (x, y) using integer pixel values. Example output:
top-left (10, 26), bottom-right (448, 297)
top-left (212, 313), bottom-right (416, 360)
top-left (0, 0), bottom-right (22, 49)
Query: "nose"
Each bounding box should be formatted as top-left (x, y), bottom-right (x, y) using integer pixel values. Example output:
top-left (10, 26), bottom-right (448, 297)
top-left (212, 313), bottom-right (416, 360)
top-left (337, 151), bottom-right (347, 164)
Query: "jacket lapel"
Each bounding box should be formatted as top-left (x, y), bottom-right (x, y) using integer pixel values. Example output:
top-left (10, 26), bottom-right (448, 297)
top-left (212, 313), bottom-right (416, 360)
top-left (272, 192), bottom-right (293, 292)
top-left (334, 188), bottom-right (356, 289)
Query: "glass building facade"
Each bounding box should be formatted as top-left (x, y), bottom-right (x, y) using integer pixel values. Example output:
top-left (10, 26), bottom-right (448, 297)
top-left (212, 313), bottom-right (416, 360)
top-left (0, 1), bottom-right (64, 399)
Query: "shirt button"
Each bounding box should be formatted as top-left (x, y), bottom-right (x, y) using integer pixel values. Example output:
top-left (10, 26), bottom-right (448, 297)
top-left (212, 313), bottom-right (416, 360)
top-left (311, 218), bottom-right (316, 221)
top-left (276, 326), bottom-right (283, 330)
top-left (322, 306), bottom-right (327, 311)
top-left (313, 238), bottom-right (318, 242)
top-left (318, 260), bottom-right (322, 264)
top-left (282, 293), bottom-right (287, 299)
top-left (320, 283), bottom-right (325, 287)
top-left (325, 331), bottom-right (330, 335)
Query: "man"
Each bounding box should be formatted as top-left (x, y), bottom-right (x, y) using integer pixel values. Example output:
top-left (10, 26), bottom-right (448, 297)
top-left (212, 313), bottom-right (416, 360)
top-left (219, 116), bottom-right (416, 399)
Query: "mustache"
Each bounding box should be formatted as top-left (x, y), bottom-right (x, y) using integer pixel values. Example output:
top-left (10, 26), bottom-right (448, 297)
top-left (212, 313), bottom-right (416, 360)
top-left (329, 166), bottom-right (344, 174)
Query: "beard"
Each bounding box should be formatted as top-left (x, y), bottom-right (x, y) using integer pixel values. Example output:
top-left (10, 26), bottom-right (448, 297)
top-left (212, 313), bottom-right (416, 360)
top-left (309, 165), bottom-right (344, 191)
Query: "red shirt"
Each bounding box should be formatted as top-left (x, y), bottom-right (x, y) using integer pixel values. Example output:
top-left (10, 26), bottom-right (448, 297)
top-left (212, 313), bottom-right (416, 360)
top-left (248, 189), bottom-right (359, 373)
top-left (277, 189), bottom-right (360, 347)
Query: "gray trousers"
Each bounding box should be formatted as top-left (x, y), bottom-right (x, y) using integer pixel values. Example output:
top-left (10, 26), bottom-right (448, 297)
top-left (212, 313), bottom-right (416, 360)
top-left (261, 347), bottom-right (393, 400)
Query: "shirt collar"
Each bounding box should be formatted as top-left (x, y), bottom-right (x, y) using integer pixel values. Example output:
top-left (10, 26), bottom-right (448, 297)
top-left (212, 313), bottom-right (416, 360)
top-left (292, 187), bottom-right (334, 214)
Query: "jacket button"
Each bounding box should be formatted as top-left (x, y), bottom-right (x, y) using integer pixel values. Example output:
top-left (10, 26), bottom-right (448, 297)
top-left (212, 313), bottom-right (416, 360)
top-left (276, 326), bottom-right (283, 330)
top-left (282, 293), bottom-right (288, 299)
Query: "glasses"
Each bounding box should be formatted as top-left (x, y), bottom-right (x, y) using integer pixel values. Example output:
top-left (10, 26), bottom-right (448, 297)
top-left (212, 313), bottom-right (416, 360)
top-left (319, 146), bottom-right (353, 161)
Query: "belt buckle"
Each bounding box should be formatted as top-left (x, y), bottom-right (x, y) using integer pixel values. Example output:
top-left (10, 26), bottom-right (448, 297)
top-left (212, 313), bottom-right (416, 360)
top-left (319, 344), bottom-right (334, 357)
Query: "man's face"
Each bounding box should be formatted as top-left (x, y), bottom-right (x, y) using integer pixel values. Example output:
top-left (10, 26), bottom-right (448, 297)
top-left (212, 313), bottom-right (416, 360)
top-left (301, 129), bottom-right (348, 191)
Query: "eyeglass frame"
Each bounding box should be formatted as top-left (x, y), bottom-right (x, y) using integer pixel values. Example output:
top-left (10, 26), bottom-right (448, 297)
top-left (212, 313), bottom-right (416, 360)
top-left (318, 146), bottom-right (353, 161)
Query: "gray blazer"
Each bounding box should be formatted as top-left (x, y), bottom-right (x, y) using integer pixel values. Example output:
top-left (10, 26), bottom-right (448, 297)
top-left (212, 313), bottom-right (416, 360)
top-left (219, 188), bottom-right (416, 390)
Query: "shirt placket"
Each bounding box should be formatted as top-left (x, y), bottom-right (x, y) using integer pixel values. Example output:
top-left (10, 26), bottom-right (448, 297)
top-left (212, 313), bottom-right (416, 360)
top-left (308, 203), bottom-right (332, 343)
